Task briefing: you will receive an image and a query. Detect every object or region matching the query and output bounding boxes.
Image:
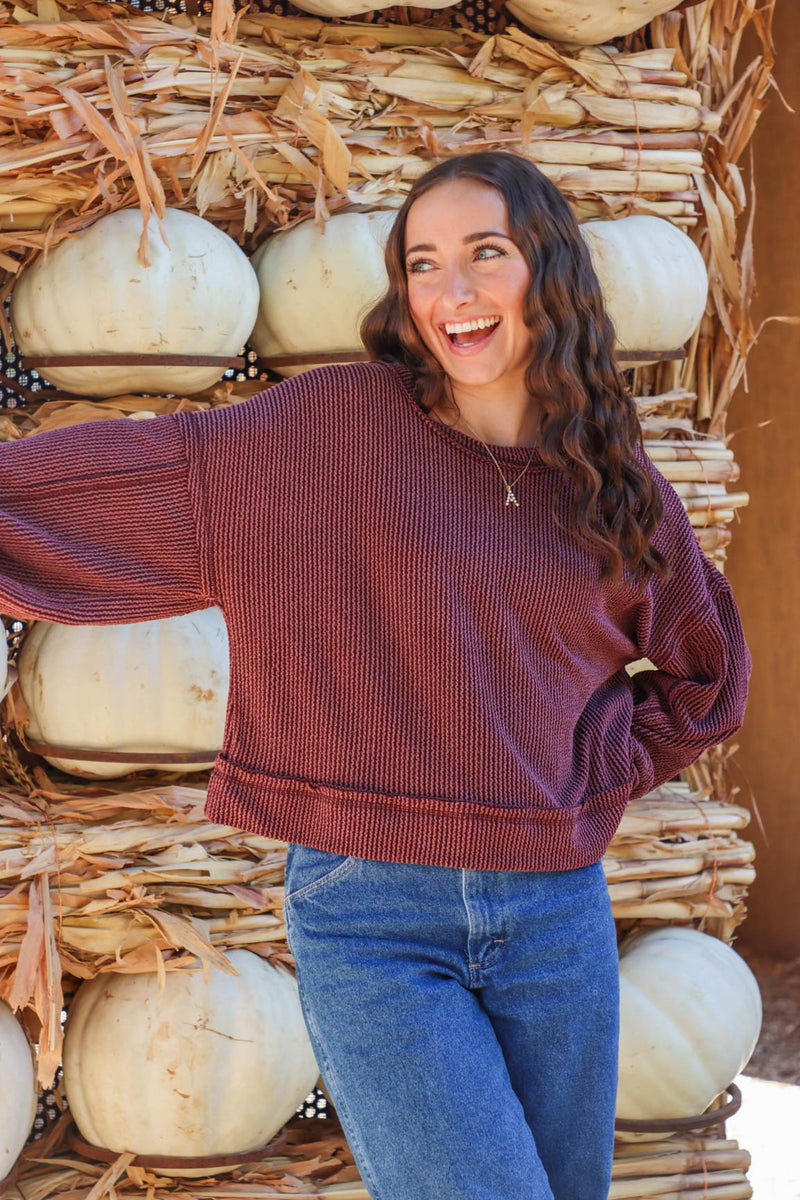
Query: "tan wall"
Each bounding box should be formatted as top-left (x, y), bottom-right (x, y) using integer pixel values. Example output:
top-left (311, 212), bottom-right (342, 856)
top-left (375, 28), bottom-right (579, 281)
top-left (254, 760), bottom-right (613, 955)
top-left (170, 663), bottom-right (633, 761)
top-left (725, 9), bottom-right (800, 960)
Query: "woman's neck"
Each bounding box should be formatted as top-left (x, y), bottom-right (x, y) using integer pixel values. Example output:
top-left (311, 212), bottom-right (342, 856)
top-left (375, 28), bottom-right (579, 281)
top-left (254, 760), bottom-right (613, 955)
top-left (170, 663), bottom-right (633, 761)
top-left (433, 386), bottom-right (542, 447)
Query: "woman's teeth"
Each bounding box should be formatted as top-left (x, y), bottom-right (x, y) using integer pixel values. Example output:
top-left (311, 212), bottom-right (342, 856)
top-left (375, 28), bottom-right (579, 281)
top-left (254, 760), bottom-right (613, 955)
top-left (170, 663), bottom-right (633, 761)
top-left (444, 317), bottom-right (500, 335)
top-left (444, 317), bottom-right (500, 346)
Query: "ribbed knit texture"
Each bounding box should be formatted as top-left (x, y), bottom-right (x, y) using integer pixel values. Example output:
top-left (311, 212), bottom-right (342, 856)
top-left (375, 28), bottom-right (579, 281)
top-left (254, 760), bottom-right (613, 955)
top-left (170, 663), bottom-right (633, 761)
top-left (0, 361), bottom-right (751, 870)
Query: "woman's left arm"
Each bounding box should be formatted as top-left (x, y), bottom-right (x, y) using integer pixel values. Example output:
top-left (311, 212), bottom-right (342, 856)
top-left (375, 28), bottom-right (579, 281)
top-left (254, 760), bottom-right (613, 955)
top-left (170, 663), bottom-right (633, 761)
top-left (625, 463), bottom-right (752, 801)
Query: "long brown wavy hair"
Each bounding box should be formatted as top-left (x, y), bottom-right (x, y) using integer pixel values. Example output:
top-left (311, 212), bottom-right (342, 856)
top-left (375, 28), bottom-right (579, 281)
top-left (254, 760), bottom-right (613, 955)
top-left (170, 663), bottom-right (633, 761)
top-left (361, 152), bottom-right (669, 587)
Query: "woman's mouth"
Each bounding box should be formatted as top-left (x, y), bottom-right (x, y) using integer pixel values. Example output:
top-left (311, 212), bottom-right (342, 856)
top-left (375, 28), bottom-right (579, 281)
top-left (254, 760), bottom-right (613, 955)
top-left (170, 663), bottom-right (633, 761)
top-left (442, 316), bottom-right (501, 349)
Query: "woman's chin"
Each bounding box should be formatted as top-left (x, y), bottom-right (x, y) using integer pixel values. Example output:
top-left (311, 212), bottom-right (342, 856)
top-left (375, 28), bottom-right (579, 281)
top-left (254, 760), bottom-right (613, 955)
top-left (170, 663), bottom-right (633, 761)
top-left (441, 361), bottom-right (524, 394)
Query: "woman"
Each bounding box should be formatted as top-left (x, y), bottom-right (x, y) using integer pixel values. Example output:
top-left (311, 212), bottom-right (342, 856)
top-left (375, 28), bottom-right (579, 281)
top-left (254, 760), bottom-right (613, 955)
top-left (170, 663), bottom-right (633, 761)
top-left (0, 153), bottom-right (750, 1200)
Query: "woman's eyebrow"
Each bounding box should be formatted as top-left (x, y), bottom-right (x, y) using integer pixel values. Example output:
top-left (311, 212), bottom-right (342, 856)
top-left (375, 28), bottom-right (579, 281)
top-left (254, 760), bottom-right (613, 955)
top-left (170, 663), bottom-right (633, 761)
top-left (464, 230), bottom-right (511, 243)
top-left (405, 230), bottom-right (512, 256)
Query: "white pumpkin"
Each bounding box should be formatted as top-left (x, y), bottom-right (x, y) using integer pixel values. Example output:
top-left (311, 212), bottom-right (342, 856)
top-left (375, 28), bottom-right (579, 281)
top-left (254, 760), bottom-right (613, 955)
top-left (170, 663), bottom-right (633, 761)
top-left (580, 215), bottom-right (708, 355)
top-left (17, 608), bottom-right (228, 778)
top-left (617, 927), bottom-right (762, 1127)
top-left (62, 951), bottom-right (319, 1159)
top-left (0, 1002), bottom-right (37, 1182)
top-left (503, 0), bottom-right (683, 44)
top-left (249, 209), bottom-right (396, 376)
top-left (9, 208), bottom-right (259, 397)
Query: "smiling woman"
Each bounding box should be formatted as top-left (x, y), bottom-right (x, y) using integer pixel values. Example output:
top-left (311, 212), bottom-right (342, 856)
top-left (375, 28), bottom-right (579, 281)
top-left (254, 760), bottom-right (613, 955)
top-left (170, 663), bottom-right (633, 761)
top-left (0, 151), bottom-right (751, 1200)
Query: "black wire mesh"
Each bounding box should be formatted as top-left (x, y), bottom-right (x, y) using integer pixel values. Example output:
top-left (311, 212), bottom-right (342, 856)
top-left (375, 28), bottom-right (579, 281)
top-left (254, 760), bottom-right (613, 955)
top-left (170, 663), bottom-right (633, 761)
top-left (28, 1074), bottom-right (330, 1143)
top-left (32, 1067), bottom-right (66, 1140)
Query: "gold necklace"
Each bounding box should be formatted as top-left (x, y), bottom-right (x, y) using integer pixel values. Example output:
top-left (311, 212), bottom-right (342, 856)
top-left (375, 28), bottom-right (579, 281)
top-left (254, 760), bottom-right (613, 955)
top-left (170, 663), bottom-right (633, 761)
top-left (461, 418), bottom-right (538, 508)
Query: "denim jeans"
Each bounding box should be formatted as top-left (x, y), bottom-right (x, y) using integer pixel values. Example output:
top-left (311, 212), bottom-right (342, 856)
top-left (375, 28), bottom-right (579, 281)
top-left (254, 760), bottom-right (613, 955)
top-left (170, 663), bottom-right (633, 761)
top-left (284, 846), bottom-right (618, 1200)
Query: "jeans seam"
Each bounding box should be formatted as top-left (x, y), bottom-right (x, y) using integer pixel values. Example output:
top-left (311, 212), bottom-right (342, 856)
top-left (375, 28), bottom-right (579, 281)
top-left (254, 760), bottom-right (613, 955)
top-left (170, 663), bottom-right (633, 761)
top-left (283, 854), bottom-right (358, 909)
top-left (461, 869), bottom-right (477, 983)
top-left (463, 870), bottom-right (508, 979)
top-left (483, 871), bottom-right (508, 972)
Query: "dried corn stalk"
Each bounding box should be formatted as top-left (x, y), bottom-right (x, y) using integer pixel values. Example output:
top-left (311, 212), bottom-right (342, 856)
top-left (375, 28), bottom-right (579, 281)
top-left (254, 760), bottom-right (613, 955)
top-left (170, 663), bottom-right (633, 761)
top-left (5, 1112), bottom-right (753, 1200)
top-left (0, 380), bottom-right (265, 439)
top-left (628, 1), bottom-right (777, 436)
top-left (0, 0), bottom-right (721, 314)
top-left (605, 782), bottom-right (754, 934)
top-left (635, 391), bottom-right (750, 566)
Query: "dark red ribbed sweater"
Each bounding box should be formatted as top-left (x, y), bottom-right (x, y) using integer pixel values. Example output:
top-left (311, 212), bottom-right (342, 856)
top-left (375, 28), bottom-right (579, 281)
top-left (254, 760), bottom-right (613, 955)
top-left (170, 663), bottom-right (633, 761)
top-left (0, 361), bottom-right (750, 870)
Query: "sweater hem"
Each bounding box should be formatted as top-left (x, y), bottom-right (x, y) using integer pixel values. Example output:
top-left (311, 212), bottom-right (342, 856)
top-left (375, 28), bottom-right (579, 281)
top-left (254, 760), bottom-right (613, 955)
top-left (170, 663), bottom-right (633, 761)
top-left (204, 757), bottom-right (634, 872)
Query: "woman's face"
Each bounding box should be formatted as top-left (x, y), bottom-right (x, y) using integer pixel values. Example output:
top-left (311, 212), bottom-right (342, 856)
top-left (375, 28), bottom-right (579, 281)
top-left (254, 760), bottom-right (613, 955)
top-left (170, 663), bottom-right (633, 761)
top-left (404, 179), bottom-right (533, 403)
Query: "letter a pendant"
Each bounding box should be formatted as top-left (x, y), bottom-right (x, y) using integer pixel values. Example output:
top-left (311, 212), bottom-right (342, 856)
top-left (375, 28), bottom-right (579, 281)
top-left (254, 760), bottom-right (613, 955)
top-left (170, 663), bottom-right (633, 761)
top-left (505, 487), bottom-right (519, 507)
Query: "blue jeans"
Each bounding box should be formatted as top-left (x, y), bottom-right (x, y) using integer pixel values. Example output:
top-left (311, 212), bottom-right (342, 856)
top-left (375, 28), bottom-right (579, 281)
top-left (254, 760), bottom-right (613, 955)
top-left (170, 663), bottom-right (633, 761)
top-left (284, 846), bottom-right (618, 1200)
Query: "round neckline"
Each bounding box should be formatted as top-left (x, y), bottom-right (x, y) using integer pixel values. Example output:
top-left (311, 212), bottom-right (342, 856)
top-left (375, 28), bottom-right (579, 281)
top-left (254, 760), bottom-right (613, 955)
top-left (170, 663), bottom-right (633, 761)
top-left (387, 361), bottom-right (549, 470)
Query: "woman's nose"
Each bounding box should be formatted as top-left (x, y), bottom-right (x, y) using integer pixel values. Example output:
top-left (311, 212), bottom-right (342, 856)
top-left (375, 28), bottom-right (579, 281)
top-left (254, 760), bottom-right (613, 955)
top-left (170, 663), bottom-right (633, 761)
top-left (441, 262), bottom-right (476, 304)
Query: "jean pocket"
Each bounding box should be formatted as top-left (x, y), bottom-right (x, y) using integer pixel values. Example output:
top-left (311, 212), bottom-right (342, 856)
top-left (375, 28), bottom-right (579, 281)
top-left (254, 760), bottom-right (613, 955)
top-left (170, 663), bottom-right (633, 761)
top-left (283, 843), bottom-right (358, 907)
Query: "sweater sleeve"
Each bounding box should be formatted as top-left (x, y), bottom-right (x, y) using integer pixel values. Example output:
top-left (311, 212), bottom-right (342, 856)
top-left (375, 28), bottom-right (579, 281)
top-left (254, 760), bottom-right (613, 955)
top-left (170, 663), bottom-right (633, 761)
top-left (625, 460), bottom-right (752, 801)
top-left (0, 414), bottom-right (214, 625)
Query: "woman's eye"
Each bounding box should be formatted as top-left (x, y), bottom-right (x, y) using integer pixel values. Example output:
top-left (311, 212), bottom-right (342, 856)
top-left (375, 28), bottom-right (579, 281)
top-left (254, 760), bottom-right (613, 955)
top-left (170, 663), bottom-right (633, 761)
top-left (407, 258), bottom-right (435, 275)
top-left (474, 243), bottom-right (505, 261)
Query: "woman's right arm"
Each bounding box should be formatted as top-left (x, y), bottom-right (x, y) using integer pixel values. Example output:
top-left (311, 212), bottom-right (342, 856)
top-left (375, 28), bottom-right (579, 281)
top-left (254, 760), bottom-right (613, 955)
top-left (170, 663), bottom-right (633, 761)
top-left (624, 456), bottom-right (751, 800)
top-left (0, 413), bottom-right (216, 625)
